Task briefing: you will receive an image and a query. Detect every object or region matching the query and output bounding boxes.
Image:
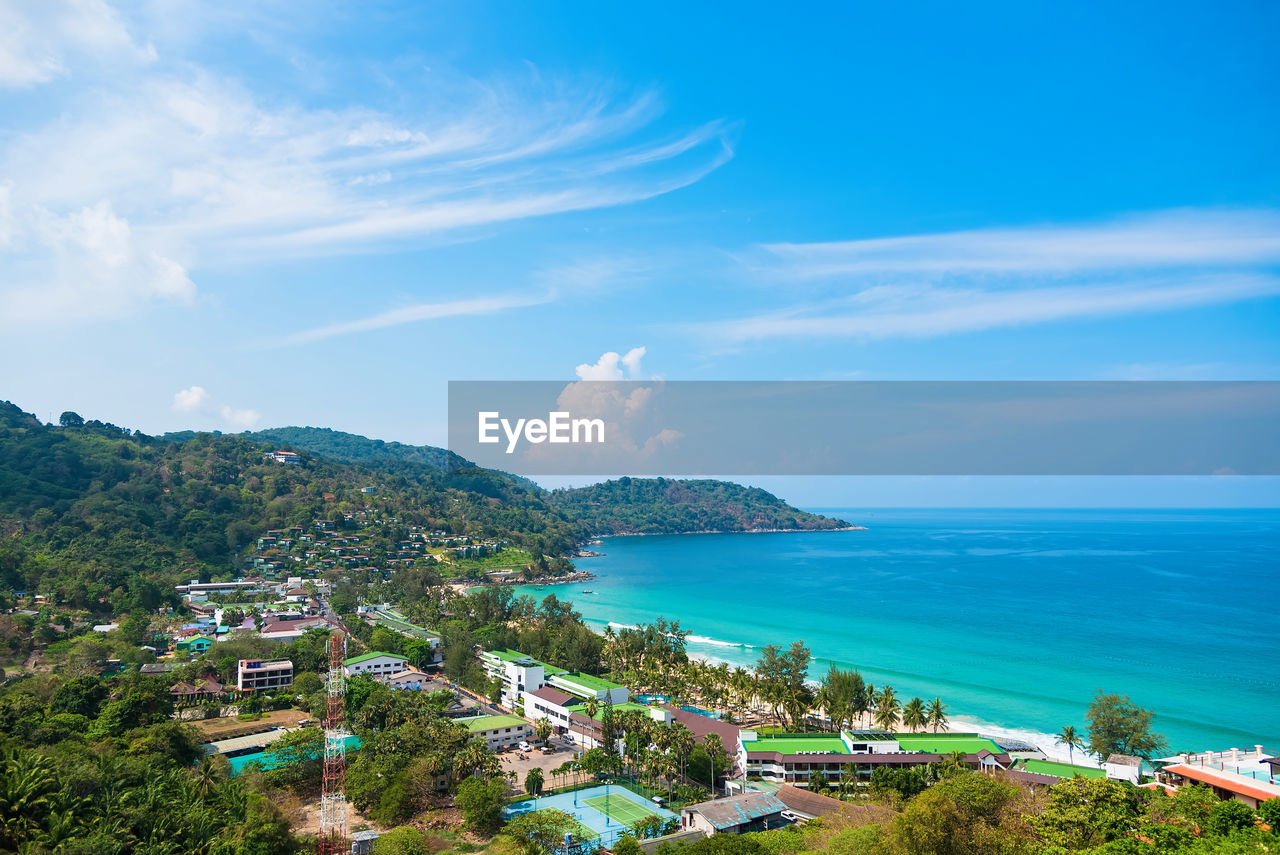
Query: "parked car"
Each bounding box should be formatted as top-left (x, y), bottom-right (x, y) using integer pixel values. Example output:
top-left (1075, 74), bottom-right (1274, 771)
top-left (518, 740), bottom-right (532, 751)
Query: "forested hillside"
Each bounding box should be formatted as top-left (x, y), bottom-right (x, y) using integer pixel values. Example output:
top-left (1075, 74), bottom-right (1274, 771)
top-left (0, 404), bottom-right (849, 612)
top-left (0, 402), bottom-right (578, 611)
top-left (548, 477), bottom-right (850, 534)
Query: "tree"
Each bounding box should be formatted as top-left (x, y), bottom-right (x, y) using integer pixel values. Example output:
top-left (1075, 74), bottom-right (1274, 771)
top-left (873, 686), bottom-right (900, 731)
top-left (1207, 799), bottom-right (1257, 836)
top-left (525, 767), bottom-right (544, 797)
top-left (293, 671), bottom-right (323, 696)
top-left (1032, 776), bottom-right (1137, 850)
top-left (926, 698), bottom-right (948, 733)
top-left (456, 775), bottom-right (506, 834)
top-left (533, 718), bottom-right (553, 744)
top-left (58, 412), bottom-right (84, 428)
top-left (613, 834), bottom-right (645, 855)
top-left (1057, 725), bottom-right (1083, 765)
top-left (901, 698), bottom-right (926, 732)
top-left (504, 808), bottom-right (578, 855)
top-left (374, 826), bottom-right (436, 855)
top-left (1085, 691), bottom-right (1168, 760)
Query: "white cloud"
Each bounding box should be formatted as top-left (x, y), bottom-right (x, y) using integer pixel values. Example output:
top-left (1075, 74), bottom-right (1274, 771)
top-left (691, 209), bottom-right (1280, 345)
top-left (172, 385), bottom-right (209, 412)
top-left (171, 385), bottom-right (259, 428)
top-left (277, 292), bottom-right (553, 346)
top-left (0, 198), bottom-right (195, 326)
top-left (219, 405), bottom-right (261, 428)
top-left (0, 4), bottom-right (732, 327)
top-left (0, 0), bottom-right (153, 88)
top-left (698, 274), bottom-right (1280, 343)
top-left (762, 209), bottom-right (1280, 278)
top-left (575, 346), bottom-right (647, 380)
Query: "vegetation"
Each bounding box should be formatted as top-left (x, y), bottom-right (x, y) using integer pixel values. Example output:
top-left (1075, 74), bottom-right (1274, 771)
top-left (1085, 691), bottom-right (1169, 761)
top-left (548, 477), bottom-right (849, 535)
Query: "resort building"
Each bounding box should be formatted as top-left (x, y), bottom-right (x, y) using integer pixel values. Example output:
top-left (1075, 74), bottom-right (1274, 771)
top-left (524, 687), bottom-right (580, 732)
top-left (479, 649), bottom-right (549, 708)
top-left (546, 671), bottom-right (629, 705)
top-left (773, 785), bottom-right (851, 822)
top-left (343, 651), bottom-right (410, 682)
top-left (236, 659), bottom-right (294, 692)
top-left (1104, 754), bottom-right (1143, 785)
top-left (1155, 747), bottom-right (1279, 808)
top-left (459, 714), bottom-right (533, 751)
top-left (681, 792), bottom-right (788, 836)
top-left (740, 731), bottom-right (1011, 788)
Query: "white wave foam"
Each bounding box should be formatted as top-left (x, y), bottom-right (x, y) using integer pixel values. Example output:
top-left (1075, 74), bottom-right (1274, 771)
top-left (950, 715), bottom-right (1102, 768)
top-left (687, 634), bottom-right (754, 649)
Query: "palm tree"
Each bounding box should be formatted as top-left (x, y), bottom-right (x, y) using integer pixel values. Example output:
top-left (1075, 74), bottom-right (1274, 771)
top-left (872, 686), bottom-right (899, 731)
top-left (525, 767), bottom-right (545, 798)
top-left (534, 718), bottom-right (553, 745)
top-left (901, 697), bottom-right (926, 732)
top-left (926, 697), bottom-right (948, 733)
top-left (1057, 725), bottom-right (1084, 766)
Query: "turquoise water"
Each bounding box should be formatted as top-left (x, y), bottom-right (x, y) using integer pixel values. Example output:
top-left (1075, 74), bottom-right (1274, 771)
top-left (515, 509), bottom-right (1279, 756)
top-left (224, 734), bottom-right (361, 775)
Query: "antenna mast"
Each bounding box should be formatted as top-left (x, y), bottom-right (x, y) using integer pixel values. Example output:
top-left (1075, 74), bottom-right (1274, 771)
top-left (319, 631), bottom-right (349, 854)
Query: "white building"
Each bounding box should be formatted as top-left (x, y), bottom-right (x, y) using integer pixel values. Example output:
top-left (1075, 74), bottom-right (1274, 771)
top-left (478, 649), bottom-right (546, 708)
top-left (343, 651), bottom-right (409, 682)
top-left (1105, 754), bottom-right (1142, 785)
top-left (236, 659), bottom-right (294, 692)
top-left (461, 714), bottom-right (533, 750)
top-left (546, 671), bottom-right (629, 705)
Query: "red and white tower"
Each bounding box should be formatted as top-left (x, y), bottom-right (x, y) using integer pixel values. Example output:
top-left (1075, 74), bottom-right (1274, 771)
top-left (319, 631), bottom-right (349, 855)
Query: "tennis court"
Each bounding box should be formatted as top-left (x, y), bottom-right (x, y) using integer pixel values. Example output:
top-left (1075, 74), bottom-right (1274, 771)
top-left (585, 794), bottom-right (658, 827)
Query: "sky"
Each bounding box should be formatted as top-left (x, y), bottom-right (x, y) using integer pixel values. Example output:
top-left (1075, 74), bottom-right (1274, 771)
top-left (1, 0), bottom-right (1278, 506)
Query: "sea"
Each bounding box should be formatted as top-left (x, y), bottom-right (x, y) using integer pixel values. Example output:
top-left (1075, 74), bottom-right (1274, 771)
top-left (513, 508), bottom-right (1279, 762)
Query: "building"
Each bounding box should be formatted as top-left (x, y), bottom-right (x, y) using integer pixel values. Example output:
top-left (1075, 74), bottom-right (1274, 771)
top-left (1155, 747), bottom-right (1279, 808)
top-left (267, 451), bottom-right (301, 464)
top-left (546, 671), bottom-right (629, 705)
top-left (170, 675), bottom-right (223, 702)
top-left (460, 714), bottom-right (533, 750)
top-left (479, 649), bottom-right (548, 708)
top-left (741, 731), bottom-right (1010, 787)
top-left (656, 705), bottom-right (745, 776)
top-left (1105, 754), bottom-right (1143, 785)
top-left (176, 635), bottom-right (214, 655)
top-left (258, 616), bottom-right (333, 642)
top-left (681, 792), bottom-right (788, 836)
top-left (343, 651), bottom-right (409, 682)
top-left (385, 668), bottom-right (437, 691)
top-left (524, 687), bottom-right (580, 733)
top-left (773, 784), bottom-right (852, 821)
top-left (236, 659), bottom-right (294, 692)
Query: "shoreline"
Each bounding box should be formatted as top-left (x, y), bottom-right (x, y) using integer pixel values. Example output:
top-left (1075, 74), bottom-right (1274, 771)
top-left (588, 524), bottom-right (867, 538)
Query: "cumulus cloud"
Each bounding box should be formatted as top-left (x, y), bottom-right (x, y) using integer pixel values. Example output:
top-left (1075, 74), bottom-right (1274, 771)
top-left (171, 385), bottom-right (259, 428)
top-left (171, 385), bottom-right (210, 412)
top-left (575, 346), bottom-right (647, 381)
top-left (0, 198), bottom-right (194, 326)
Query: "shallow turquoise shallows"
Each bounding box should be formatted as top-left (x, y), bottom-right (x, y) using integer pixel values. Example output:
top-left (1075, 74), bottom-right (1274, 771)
top-left (514, 509), bottom-right (1279, 754)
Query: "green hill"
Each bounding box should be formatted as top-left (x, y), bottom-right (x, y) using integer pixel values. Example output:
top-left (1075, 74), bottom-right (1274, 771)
top-left (548, 476), bottom-right (849, 535)
top-left (0, 404), bottom-right (850, 614)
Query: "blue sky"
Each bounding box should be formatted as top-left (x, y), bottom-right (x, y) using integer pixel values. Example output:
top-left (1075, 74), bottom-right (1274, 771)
top-left (1, 0), bottom-right (1278, 505)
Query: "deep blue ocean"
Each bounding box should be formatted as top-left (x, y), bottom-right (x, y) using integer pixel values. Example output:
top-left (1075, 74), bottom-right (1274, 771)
top-left (515, 509), bottom-right (1279, 759)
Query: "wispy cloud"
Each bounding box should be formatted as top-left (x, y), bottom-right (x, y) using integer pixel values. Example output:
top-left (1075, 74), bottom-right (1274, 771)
top-left (698, 273), bottom-right (1280, 343)
top-left (0, 0), bottom-right (154, 88)
top-left (0, 3), bottom-right (733, 327)
top-left (277, 292), bottom-right (553, 347)
top-left (762, 209), bottom-right (1280, 277)
top-left (693, 209), bottom-right (1280, 344)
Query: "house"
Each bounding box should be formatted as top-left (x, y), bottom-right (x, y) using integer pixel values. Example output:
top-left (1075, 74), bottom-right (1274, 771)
top-left (140, 663), bottom-right (179, 676)
top-left (459, 714), bottom-right (533, 750)
top-left (176, 636), bottom-right (214, 655)
top-left (258, 616), bottom-right (332, 642)
top-left (267, 451), bottom-right (301, 464)
top-left (1105, 754), bottom-right (1143, 785)
top-left (681, 792), bottom-right (788, 836)
top-left (170, 675), bottom-right (223, 702)
top-left (343, 652), bottom-right (409, 682)
top-left (237, 659), bottom-right (294, 692)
